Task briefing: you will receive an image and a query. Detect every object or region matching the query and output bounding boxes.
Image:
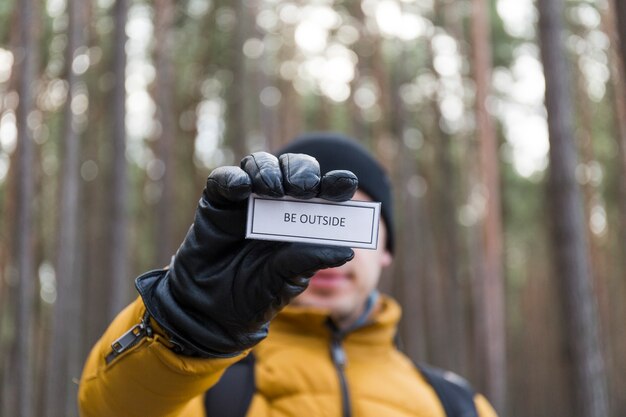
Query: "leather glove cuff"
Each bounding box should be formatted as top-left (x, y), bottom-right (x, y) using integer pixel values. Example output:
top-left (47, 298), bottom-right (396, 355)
top-left (135, 269), bottom-right (267, 358)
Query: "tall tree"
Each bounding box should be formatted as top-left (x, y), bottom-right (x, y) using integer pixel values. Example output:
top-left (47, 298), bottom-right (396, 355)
top-left (154, 0), bottom-right (177, 265)
top-left (14, 0), bottom-right (39, 415)
top-left (43, 0), bottom-right (88, 415)
top-left (603, 2), bottom-right (626, 413)
top-left (606, 0), bottom-right (626, 275)
top-left (275, 31), bottom-right (304, 145)
top-left (393, 154), bottom-right (430, 362)
top-left (428, 1), bottom-right (466, 374)
top-left (0, 8), bottom-right (21, 412)
top-left (470, 0), bottom-right (506, 413)
top-left (389, 47), bottom-right (428, 363)
top-left (572, 45), bottom-right (612, 373)
top-left (537, 0), bottom-right (610, 416)
top-left (443, 3), bottom-right (473, 379)
top-left (227, 0), bottom-right (249, 159)
top-left (614, 0), bottom-right (626, 78)
top-left (108, 0), bottom-right (131, 318)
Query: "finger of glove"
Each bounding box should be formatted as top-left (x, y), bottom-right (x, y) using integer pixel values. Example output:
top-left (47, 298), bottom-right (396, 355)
top-left (319, 170), bottom-right (358, 202)
top-left (204, 166), bottom-right (252, 205)
top-left (279, 153), bottom-right (321, 199)
top-left (270, 244), bottom-right (354, 283)
top-left (241, 152), bottom-right (284, 197)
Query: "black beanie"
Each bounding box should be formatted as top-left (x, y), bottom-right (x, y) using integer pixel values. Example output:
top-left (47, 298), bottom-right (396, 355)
top-left (277, 132), bottom-right (394, 254)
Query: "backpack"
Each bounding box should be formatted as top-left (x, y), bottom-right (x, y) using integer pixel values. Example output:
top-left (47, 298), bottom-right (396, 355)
top-left (203, 353), bottom-right (478, 417)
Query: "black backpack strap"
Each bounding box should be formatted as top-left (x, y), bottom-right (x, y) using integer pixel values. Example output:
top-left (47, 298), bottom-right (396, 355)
top-left (417, 363), bottom-right (479, 417)
top-left (204, 353), bottom-right (256, 417)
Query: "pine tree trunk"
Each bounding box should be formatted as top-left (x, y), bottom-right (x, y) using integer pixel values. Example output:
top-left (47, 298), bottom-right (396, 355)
top-left (606, 1), bottom-right (626, 277)
top-left (1, 121), bottom-right (20, 417)
top-left (227, 0), bottom-right (249, 160)
top-left (602, 2), bottom-right (626, 413)
top-left (154, 0), bottom-right (177, 266)
top-left (537, 0), bottom-right (610, 416)
top-left (572, 50), bottom-right (612, 375)
top-left (427, 0), bottom-right (467, 375)
top-left (43, 0), bottom-right (87, 415)
top-left (436, 0), bottom-right (479, 380)
top-left (388, 48), bottom-right (428, 362)
top-left (108, 0), bottom-right (131, 318)
top-left (0, 8), bottom-right (21, 411)
top-left (14, 0), bottom-right (39, 415)
top-left (614, 0), bottom-right (626, 78)
top-left (277, 78), bottom-right (302, 147)
top-left (393, 151), bottom-right (429, 361)
top-left (470, 0), bottom-right (506, 413)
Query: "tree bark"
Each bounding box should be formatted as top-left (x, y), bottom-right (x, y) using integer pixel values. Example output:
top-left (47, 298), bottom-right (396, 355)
top-left (421, 103), bottom-right (453, 368)
top-left (572, 47), bottom-right (611, 364)
top-left (154, 0), bottom-right (177, 266)
top-left (227, 0), bottom-right (249, 160)
top-left (1, 133), bottom-right (20, 417)
top-left (421, 28), bottom-right (459, 371)
top-left (388, 47), bottom-right (428, 362)
top-left (393, 149), bottom-right (429, 363)
top-left (606, 1), bottom-right (626, 274)
top-left (108, 0), bottom-right (131, 319)
top-left (470, 0), bottom-right (506, 413)
top-left (43, 0), bottom-right (88, 415)
top-left (614, 0), bottom-right (626, 80)
top-left (537, 0), bottom-right (610, 416)
top-left (602, 2), bottom-right (626, 413)
top-left (0, 8), bottom-right (21, 412)
top-left (14, 0), bottom-right (39, 415)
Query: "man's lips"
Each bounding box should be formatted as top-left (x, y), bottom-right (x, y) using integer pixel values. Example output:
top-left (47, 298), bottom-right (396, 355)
top-left (308, 269), bottom-right (350, 290)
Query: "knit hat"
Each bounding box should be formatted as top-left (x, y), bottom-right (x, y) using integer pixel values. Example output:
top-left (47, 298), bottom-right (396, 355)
top-left (277, 132), bottom-right (394, 253)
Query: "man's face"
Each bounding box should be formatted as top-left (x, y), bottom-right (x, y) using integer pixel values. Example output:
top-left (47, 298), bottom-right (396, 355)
top-left (293, 190), bottom-right (392, 327)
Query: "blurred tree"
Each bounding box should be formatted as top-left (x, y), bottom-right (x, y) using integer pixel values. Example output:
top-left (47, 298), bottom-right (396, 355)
top-left (438, 0), bottom-right (473, 380)
top-left (605, 1), bottom-right (626, 275)
top-left (108, 0), bottom-right (131, 319)
top-left (600, 0), bottom-right (626, 410)
top-left (390, 48), bottom-right (429, 365)
top-left (422, 36), bottom-right (455, 369)
top-left (571, 31), bottom-right (612, 392)
top-left (13, 0), bottom-right (39, 416)
top-left (43, 0), bottom-right (88, 415)
top-left (469, 0), bottom-right (506, 413)
top-left (537, 0), bottom-right (610, 416)
top-left (603, 1), bottom-right (626, 413)
top-left (614, 0), bottom-right (626, 77)
top-left (0, 5), bottom-right (20, 413)
top-left (154, 0), bottom-right (177, 266)
top-left (226, 0), bottom-right (250, 160)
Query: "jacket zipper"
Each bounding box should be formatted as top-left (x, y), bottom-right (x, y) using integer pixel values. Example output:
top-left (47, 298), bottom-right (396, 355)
top-left (105, 311), bottom-right (152, 364)
top-left (330, 336), bottom-right (352, 417)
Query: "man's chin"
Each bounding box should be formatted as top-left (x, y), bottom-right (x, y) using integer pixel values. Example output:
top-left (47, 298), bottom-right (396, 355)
top-left (293, 293), bottom-right (347, 311)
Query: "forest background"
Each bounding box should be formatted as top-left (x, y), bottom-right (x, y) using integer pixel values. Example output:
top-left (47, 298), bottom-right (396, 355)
top-left (1, 0), bottom-right (626, 416)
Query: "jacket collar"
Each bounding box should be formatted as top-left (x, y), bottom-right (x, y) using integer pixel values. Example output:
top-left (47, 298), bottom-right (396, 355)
top-left (270, 295), bottom-right (402, 347)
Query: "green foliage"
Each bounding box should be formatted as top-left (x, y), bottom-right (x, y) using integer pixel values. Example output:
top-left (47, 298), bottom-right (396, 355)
top-left (488, 0), bottom-right (520, 67)
top-left (0, 0), bottom-right (15, 45)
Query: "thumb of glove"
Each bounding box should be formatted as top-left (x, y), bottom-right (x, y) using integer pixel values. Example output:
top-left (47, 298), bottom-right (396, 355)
top-left (267, 243), bottom-right (355, 293)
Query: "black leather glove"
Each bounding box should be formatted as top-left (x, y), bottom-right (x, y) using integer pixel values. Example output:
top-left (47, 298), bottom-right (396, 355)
top-left (136, 152), bottom-right (358, 357)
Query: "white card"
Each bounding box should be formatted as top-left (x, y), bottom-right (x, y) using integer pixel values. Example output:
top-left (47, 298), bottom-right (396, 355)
top-left (246, 194), bottom-right (381, 249)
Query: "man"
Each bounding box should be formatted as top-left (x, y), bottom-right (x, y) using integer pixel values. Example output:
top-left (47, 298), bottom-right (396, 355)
top-left (79, 133), bottom-right (497, 417)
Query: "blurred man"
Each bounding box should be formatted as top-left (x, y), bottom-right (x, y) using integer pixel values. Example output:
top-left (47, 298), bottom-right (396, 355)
top-left (79, 133), bottom-right (497, 417)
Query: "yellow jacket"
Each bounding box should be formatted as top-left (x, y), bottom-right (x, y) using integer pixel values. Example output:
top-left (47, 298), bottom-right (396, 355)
top-left (79, 296), bottom-right (497, 417)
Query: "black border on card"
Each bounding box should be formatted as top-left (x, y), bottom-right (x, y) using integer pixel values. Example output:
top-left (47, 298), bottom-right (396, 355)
top-left (250, 197), bottom-right (378, 245)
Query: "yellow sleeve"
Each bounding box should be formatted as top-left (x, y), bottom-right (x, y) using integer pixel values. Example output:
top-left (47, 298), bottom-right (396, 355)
top-left (475, 394), bottom-right (499, 417)
top-left (78, 297), bottom-right (245, 417)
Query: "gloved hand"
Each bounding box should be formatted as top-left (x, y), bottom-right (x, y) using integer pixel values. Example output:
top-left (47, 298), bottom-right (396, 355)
top-left (136, 152), bottom-right (358, 357)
